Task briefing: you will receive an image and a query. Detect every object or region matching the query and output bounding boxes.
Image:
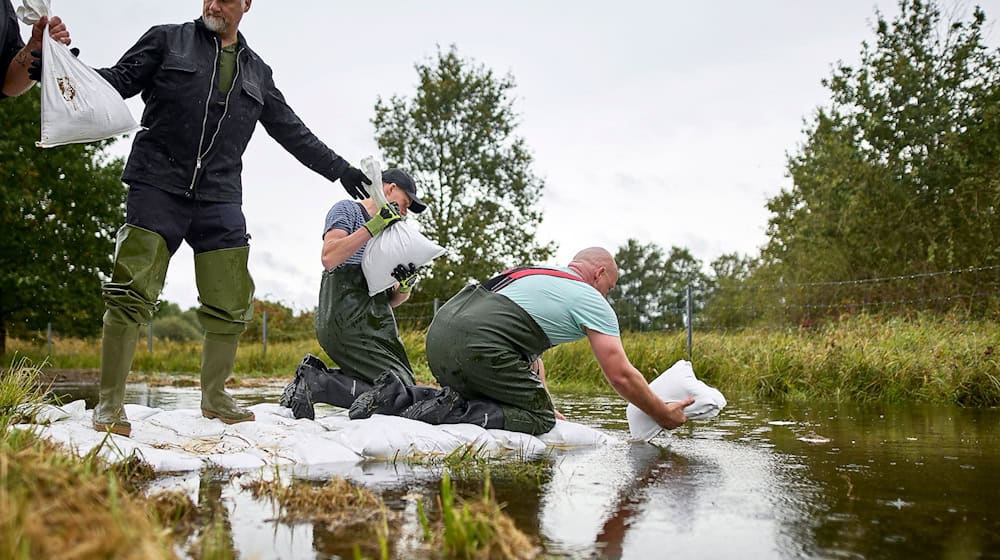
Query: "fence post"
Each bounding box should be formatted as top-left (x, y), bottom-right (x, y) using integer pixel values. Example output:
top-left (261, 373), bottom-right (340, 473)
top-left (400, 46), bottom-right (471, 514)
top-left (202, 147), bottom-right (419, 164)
top-left (148, 322), bottom-right (154, 352)
top-left (262, 310), bottom-right (268, 359)
top-left (686, 284), bottom-right (693, 359)
top-left (46, 321), bottom-right (52, 356)
top-left (433, 298), bottom-right (439, 315)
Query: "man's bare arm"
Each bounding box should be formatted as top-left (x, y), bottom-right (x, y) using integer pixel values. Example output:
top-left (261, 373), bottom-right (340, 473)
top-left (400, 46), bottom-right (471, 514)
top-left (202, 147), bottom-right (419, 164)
top-left (587, 330), bottom-right (692, 429)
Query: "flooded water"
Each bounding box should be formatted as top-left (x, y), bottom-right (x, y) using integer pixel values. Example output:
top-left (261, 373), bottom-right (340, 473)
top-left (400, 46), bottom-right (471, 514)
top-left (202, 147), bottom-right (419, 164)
top-left (52, 383), bottom-right (1000, 559)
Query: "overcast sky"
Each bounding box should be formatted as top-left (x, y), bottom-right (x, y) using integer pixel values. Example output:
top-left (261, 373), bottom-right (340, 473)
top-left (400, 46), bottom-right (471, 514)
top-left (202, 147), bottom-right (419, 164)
top-left (25, 1), bottom-right (999, 311)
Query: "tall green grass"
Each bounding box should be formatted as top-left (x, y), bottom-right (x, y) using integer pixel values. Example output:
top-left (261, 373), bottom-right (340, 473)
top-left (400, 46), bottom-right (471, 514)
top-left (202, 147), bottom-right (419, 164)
top-left (0, 358), bottom-right (178, 559)
top-left (6, 313), bottom-right (999, 405)
top-left (416, 471), bottom-right (537, 559)
top-left (4, 332), bottom-right (431, 383)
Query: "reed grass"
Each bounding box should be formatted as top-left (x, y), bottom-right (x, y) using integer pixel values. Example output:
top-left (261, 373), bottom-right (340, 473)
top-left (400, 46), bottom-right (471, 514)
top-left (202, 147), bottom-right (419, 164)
top-left (417, 471), bottom-right (537, 560)
top-left (399, 444), bottom-right (552, 485)
top-left (0, 359), bottom-right (255, 559)
top-left (242, 475), bottom-right (389, 531)
top-left (0, 364), bottom-right (176, 559)
top-left (6, 313), bottom-right (998, 404)
top-left (0, 356), bottom-right (48, 423)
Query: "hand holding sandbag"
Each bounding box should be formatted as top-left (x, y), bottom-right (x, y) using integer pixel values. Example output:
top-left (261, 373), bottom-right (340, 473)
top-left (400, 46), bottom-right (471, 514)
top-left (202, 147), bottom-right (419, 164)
top-left (658, 397), bottom-right (695, 429)
top-left (391, 262), bottom-right (421, 293)
top-left (363, 202), bottom-right (402, 237)
top-left (27, 46), bottom-right (79, 81)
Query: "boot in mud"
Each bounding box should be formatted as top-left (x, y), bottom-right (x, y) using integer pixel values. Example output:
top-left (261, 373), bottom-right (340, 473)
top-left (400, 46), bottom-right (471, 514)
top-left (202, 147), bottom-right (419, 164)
top-left (348, 371), bottom-right (441, 420)
top-left (401, 387), bottom-right (506, 429)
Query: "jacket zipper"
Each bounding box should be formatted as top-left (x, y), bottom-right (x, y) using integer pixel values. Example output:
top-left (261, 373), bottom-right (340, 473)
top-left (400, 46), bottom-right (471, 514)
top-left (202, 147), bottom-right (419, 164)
top-left (199, 47), bottom-right (244, 168)
top-left (189, 39), bottom-right (221, 192)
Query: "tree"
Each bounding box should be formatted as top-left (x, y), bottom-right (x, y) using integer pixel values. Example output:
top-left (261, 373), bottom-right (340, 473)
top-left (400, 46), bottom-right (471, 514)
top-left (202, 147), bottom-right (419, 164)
top-left (0, 89), bottom-right (126, 354)
top-left (607, 239), bottom-right (710, 331)
top-left (373, 46), bottom-right (556, 304)
top-left (662, 246), bottom-right (711, 324)
top-left (701, 253), bottom-right (762, 329)
top-left (608, 239), bottom-right (669, 331)
top-left (243, 299), bottom-right (314, 343)
top-left (762, 0), bottom-right (1000, 310)
top-left (152, 300), bottom-right (201, 342)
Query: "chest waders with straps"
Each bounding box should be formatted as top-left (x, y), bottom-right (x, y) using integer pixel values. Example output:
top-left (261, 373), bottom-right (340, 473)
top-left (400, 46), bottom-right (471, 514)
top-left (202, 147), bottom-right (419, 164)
top-left (315, 264), bottom-right (416, 385)
top-left (418, 267), bottom-right (589, 435)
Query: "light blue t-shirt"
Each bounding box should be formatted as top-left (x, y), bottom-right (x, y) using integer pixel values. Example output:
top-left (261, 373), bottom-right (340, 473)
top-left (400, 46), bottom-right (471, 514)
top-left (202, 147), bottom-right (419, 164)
top-left (497, 267), bottom-right (621, 345)
top-left (322, 200), bottom-right (369, 265)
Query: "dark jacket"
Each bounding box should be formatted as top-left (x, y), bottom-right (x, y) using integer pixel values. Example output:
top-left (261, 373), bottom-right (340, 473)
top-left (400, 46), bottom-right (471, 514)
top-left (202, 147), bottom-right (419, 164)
top-left (0, 0), bottom-right (26, 99)
top-left (97, 19), bottom-right (349, 203)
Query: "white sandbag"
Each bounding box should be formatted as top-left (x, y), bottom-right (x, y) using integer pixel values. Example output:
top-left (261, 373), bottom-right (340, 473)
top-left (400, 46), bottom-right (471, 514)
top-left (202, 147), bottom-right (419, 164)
top-left (626, 360), bottom-right (727, 442)
top-left (486, 429), bottom-right (548, 458)
top-left (26, 399), bottom-right (81, 423)
top-left (17, 0), bottom-right (139, 147)
top-left (123, 403), bottom-right (163, 421)
top-left (283, 434), bottom-right (360, 465)
top-left (359, 157), bottom-right (447, 296)
top-left (146, 409), bottom-right (228, 438)
top-left (17, 400), bottom-right (612, 473)
top-left (538, 420), bottom-right (613, 448)
top-left (335, 415), bottom-right (468, 459)
top-left (204, 452), bottom-right (267, 470)
top-left (437, 423), bottom-right (502, 454)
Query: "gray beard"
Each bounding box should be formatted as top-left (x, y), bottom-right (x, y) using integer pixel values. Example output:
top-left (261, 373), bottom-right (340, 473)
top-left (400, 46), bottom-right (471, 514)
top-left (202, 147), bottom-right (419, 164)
top-left (203, 14), bottom-right (228, 34)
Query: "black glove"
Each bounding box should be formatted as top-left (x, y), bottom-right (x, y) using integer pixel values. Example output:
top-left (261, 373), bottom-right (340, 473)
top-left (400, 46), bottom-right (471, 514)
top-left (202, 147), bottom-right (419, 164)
top-left (27, 47), bottom-right (80, 82)
top-left (391, 262), bottom-right (421, 293)
top-left (339, 165), bottom-right (371, 200)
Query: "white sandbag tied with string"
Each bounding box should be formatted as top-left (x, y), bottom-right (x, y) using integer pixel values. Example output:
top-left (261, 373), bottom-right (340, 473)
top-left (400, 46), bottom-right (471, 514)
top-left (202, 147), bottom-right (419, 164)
top-left (359, 156), bottom-right (446, 296)
top-left (626, 360), bottom-right (727, 442)
top-left (17, 0), bottom-right (139, 147)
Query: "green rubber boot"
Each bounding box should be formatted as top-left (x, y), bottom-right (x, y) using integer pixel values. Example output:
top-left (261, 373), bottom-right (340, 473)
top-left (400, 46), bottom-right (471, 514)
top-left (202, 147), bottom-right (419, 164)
top-left (93, 225), bottom-right (171, 437)
top-left (194, 246), bottom-right (255, 424)
top-left (200, 333), bottom-right (254, 424)
top-left (92, 322), bottom-right (139, 436)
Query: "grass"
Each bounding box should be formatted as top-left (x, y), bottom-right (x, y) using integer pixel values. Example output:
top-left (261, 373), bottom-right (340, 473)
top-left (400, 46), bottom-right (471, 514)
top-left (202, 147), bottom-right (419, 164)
top-left (0, 357), bottom-right (235, 560)
top-left (5, 331), bottom-right (433, 384)
top-left (0, 356), bottom-right (48, 422)
top-left (0, 360), bottom-right (176, 559)
top-left (242, 474), bottom-right (389, 531)
top-left (5, 312), bottom-right (999, 405)
top-left (417, 470), bottom-right (538, 560)
top-left (240, 466), bottom-right (538, 559)
top-left (397, 444), bottom-right (553, 486)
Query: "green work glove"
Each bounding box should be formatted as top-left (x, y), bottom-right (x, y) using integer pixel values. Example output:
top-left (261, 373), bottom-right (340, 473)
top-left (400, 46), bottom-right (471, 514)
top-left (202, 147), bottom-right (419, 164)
top-left (363, 202), bottom-right (402, 237)
top-left (391, 262), bottom-right (421, 293)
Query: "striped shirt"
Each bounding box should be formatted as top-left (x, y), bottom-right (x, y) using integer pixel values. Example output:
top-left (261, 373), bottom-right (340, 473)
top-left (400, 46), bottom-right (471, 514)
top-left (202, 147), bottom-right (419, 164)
top-left (323, 200), bottom-right (370, 266)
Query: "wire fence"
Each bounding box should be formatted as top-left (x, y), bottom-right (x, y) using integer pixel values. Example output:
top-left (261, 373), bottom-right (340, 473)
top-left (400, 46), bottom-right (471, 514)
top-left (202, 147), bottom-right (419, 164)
top-left (21, 265), bottom-right (1000, 357)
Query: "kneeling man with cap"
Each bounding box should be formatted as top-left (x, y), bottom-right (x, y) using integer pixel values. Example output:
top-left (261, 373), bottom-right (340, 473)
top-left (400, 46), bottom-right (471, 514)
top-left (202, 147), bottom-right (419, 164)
top-left (281, 168), bottom-right (438, 419)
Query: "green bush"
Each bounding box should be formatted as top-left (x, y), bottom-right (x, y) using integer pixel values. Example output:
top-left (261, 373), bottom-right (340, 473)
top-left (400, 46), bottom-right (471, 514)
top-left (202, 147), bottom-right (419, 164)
top-left (152, 316), bottom-right (202, 342)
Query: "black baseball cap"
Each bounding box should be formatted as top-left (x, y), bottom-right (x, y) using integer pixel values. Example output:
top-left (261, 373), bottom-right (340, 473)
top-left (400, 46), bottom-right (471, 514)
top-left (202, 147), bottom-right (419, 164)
top-left (382, 168), bottom-right (427, 214)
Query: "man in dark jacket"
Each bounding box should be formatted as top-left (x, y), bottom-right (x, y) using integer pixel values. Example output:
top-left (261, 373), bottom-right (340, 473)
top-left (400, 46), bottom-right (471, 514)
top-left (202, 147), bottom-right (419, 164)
top-left (1, 0), bottom-right (70, 98)
top-left (91, 0), bottom-right (371, 437)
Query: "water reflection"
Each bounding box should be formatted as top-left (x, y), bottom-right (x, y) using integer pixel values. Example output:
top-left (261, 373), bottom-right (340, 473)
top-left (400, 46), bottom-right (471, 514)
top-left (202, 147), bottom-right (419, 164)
top-left (49, 384), bottom-right (1000, 559)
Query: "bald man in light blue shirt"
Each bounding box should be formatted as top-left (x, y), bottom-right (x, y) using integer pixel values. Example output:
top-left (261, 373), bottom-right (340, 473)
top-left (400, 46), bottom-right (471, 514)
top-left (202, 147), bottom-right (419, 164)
top-left (349, 247), bottom-right (694, 436)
